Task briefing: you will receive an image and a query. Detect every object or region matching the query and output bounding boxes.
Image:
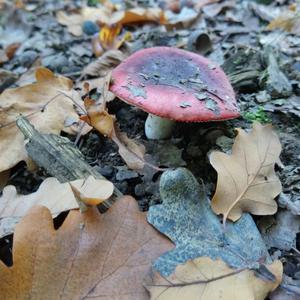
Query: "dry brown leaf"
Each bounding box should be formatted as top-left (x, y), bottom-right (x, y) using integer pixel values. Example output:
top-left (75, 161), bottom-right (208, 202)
top-left (146, 257), bottom-right (282, 300)
top-left (82, 99), bottom-right (145, 169)
top-left (0, 196), bottom-right (173, 299)
top-left (112, 126), bottom-right (146, 170)
top-left (0, 68), bottom-right (83, 172)
top-left (108, 7), bottom-right (166, 26)
top-left (56, 7), bottom-right (109, 36)
top-left (56, 10), bottom-right (84, 36)
top-left (35, 66), bottom-right (56, 81)
top-left (82, 96), bottom-right (115, 137)
top-left (210, 122), bottom-right (281, 223)
top-left (82, 49), bottom-right (126, 78)
top-left (0, 176), bottom-right (113, 238)
top-left (267, 5), bottom-right (300, 35)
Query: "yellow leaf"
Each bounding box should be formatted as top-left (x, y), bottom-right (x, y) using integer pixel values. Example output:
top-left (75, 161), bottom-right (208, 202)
top-left (210, 122), bottom-right (281, 223)
top-left (99, 24), bottom-right (122, 50)
top-left (35, 67), bottom-right (55, 82)
top-left (147, 257), bottom-right (282, 300)
top-left (0, 197), bottom-right (173, 299)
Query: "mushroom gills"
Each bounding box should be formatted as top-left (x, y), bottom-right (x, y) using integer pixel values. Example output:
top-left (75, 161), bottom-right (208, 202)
top-left (145, 114), bottom-right (175, 140)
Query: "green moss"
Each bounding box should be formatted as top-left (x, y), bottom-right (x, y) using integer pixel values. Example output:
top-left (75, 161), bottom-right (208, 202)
top-left (243, 106), bottom-right (271, 124)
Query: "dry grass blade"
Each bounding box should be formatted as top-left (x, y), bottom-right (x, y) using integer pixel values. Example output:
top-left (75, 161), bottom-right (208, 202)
top-left (210, 122), bottom-right (282, 224)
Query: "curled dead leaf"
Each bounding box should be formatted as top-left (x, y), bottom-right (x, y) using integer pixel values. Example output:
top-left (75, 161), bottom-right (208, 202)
top-left (112, 125), bottom-right (146, 170)
top-left (70, 176), bottom-right (114, 206)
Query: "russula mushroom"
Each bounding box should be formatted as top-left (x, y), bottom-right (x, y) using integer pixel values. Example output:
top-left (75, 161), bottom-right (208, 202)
top-left (110, 47), bottom-right (239, 140)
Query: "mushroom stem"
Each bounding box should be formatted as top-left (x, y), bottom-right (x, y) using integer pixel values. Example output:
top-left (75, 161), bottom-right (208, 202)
top-left (145, 114), bottom-right (175, 140)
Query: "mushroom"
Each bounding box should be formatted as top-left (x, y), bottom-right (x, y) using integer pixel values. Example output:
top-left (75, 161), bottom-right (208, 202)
top-left (110, 47), bottom-right (239, 140)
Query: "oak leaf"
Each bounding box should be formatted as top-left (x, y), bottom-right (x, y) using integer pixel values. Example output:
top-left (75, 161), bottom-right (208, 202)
top-left (0, 68), bottom-right (83, 172)
top-left (146, 257), bottom-right (282, 300)
top-left (0, 196), bottom-right (173, 299)
top-left (210, 122), bottom-right (281, 223)
top-left (0, 176), bottom-right (113, 238)
top-left (147, 168), bottom-right (276, 276)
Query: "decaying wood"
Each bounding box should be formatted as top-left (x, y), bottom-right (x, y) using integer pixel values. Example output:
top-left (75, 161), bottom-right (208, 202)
top-left (16, 116), bottom-right (122, 211)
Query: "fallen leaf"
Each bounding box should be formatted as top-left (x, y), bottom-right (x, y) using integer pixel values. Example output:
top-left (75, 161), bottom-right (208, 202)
top-left (0, 176), bottom-right (113, 238)
top-left (0, 8), bottom-right (32, 47)
top-left (0, 196), bottom-right (173, 299)
top-left (56, 7), bottom-right (109, 36)
top-left (210, 122), bottom-right (281, 223)
top-left (165, 7), bottom-right (198, 28)
top-left (82, 95), bottom-right (115, 137)
top-left (35, 66), bottom-right (57, 81)
top-left (82, 49), bottom-right (126, 78)
top-left (99, 24), bottom-right (122, 49)
top-left (80, 75), bottom-right (145, 170)
top-left (148, 168), bottom-right (276, 276)
top-left (107, 7), bottom-right (166, 26)
top-left (267, 6), bottom-right (300, 36)
top-left (0, 68), bottom-right (83, 172)
top-left (112, 126), bottom-right (146, 170)
top-left (147, 257), bottom-right (282, 300)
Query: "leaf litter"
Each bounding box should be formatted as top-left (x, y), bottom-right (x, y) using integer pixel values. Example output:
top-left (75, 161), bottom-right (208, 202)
top-left (0, 0), bottom-right (300, 299)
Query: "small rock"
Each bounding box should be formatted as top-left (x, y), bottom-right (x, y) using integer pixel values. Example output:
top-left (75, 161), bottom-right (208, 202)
top-left (18, 50), bottom-right (38, 68)
top-left (97, 166), bottom-right (113, 178)
top-left (256, 90), bottom-right (271, 103)
top-left (116, 169), bottom-right (139, 181)
top-left (115, 181), bottom-right (128, 194)
top-left (258, 210), bottom-right (300, 251)
top-left (0, 69), bottom-right (18, 93)
top-left (135, 184), bottom-right (146, 197)
top-left (215, 136), bottom-right (234, 153)
top-left (82, 21), bottom-right (99, 35)
top-left (186, 144), bottom-right (202, 158)
top-left (42, 54), bottom-right (68, 72)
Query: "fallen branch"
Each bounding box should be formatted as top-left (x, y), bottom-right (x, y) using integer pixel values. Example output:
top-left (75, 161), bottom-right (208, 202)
top-left (16, 116), bottom-right (122, 211)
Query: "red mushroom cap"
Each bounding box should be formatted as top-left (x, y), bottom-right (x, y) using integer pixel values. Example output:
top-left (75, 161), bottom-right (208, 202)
top-left (110, 47), bottom-right (239, 122)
